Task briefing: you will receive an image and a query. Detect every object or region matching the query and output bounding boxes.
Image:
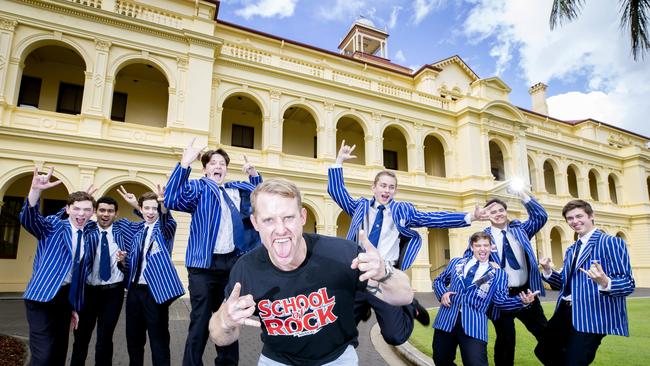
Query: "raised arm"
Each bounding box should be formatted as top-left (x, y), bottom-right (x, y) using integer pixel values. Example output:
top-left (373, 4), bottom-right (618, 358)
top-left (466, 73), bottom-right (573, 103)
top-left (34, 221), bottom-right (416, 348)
top-left (352, 231), bottom-right (414, 306)
top-left (242, 154), bottom-right (262, 186)
top-left (165, 139), bottom-right (204, 213)
top-left (156, 184), bottom-right (177, 245)
top-left (20, 167), bottom-right (62, 239)
top-left (517, 190), bottom-right (549, 238)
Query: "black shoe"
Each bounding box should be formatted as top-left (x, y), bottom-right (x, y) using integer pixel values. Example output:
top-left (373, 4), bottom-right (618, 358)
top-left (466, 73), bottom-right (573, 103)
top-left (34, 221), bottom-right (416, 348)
top-left (413, 299), bottom-right (430, 326)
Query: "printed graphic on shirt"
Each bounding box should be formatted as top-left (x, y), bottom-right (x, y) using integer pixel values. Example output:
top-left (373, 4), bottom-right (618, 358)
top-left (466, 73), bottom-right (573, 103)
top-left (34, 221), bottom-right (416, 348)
top-left (258, 287), bottom-right (338, 337)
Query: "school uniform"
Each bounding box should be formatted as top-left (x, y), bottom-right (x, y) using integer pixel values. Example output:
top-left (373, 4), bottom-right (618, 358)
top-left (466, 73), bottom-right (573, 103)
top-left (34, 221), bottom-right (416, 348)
top-left (70, 219), bottom-right (137, 366)
top-left (20, 201), bottom-right (97, 366)
top-left (536, 229), bottom-right (635, 366)
top-left (328, 166), bottom-right (470, 345)
top-left (124, 211), bottom-right (183, 366)
top-left (432, 256), bottom-right (525, 366)
top-left (165, 163), bottom-right (262, 366)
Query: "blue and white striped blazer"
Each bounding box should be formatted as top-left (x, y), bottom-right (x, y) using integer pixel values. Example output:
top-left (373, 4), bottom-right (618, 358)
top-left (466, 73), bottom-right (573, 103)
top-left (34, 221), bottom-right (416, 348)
top-left (433, 256), bottom-right (524, 342)
top-left (124, 212), bottom-right (184, 304)
top-left (544, 229), bottom-right (634, 336)
top-left (20, 201), bottom-right (98, 311)
top-left (165, 163), bottom-right (262, 268)
top-left (327, 166), bottom-right (469, 270)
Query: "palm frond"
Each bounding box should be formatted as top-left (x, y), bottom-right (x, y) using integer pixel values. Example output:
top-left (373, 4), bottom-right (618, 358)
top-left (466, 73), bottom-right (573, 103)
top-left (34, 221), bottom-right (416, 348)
top-left (550, 0), bottom-right (586, 29)
top-left (619, 0), bottom-right (650, 60)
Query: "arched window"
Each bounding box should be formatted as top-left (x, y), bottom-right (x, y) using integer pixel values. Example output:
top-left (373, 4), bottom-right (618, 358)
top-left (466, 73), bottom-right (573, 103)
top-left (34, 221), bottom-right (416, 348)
top-left (489, 140), bottom-right (505, 181)
top-left (550, 227), bottom-right (563, 265)
top-left (608, 174), bottom-right (619, 204)
top-left (221, 94), bottom-right (263, 150)
top-left (382, 126), bottom-right (408, 172)
top-left (303, 205), bottom-right (317, 233)
top-left (428, 228), bottom-right (450, 278)
top-left (336, 116), bottom-right (366, 165)
top-left (424, 135), bottom-right (446, 177)
top-left (18, 45), bottom-right (86, 115)
top-left (543, 160), bottom-right (557, 194)
top-left (567, 165), bottom-right (579, 198)
top-left (336, 212), bottom-right (351, 238)
top-left (112, 63), bottom-right (169, 127)
top-left (588, 170), bottom-right (600, 201)
top-left (283, 106), bottom-right (317, 158)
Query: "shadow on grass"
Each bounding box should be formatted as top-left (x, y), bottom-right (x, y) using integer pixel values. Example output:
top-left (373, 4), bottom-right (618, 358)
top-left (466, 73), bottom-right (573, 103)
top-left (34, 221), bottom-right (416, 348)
top-left (409, 298), bottom-right (650, 366)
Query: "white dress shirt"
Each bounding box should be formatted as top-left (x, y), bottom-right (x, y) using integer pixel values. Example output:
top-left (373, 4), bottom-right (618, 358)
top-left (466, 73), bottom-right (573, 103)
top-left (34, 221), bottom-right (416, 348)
top-left (214, 187), bottom-right (240, 254)
top-left (492, 227), bottom-right (528, 287)
top-left (63, 222), bottom-right (85, 285)
top-left (88, 225), bottom-right (124, 285)
top-left (138, 221), bottom-right (156, 285)
top-left (363, 201), bottom-right (400, 264)
top-left (464, 258), bottom-right (490, 283)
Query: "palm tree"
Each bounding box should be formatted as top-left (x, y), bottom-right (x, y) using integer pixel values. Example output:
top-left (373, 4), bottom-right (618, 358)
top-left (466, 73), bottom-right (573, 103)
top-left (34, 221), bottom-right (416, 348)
top-left (550, 0), bottom-right (650, 60)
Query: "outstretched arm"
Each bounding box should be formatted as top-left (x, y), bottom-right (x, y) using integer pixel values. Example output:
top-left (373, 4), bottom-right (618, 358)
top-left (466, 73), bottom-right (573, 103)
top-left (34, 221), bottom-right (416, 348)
top-left (517, 190), bottom-right (548, 238)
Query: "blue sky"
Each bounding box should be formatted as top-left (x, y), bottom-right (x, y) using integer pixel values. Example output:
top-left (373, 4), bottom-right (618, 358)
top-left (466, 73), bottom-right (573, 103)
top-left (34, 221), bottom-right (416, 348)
top-left (218, 0), bottom-right (650, 138)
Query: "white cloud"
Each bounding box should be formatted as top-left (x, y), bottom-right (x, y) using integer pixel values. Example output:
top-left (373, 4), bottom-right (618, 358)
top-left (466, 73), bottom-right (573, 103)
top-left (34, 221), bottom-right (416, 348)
top-left (412, 0), bottom-right (443, 25)
top-left (388, 6), bottom-right (402, 28)
top-left (462, 0), bottom-right (650, 137)
top-left (235, 0), bottom-right (298, 19)
top-left (318, 0), bottom-right (367, 21)
top-left (394, 50), bottom-right (407, 63)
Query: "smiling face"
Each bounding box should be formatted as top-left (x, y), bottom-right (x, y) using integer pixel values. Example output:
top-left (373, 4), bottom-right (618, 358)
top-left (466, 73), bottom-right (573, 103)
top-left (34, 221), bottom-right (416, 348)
top-left (488, 202), bottom-right (508, 229)
top-left (371, 174), bottom-right (397, 205)
top-left (564, 207), bottom-right (595, 237)
top-left (96, 202), bottom-right (117, 229)
top-left (251, 192), bottom-right (307, 271)
top-left (471, 237), bottom-right (491, 263)
top-left (66, 200), bottom-right (95, 229)
top-left (140, 199), bottom-right (159, 225)
top-left (203, 153), bottom-right (228, 185)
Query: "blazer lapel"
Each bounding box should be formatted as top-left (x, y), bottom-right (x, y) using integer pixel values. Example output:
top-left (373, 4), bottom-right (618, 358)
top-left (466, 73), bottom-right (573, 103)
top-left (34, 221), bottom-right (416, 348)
top-left (201, 176), bottom-right (222, 198)
top-left (575, 230), bottom-right (601, 271)
top-left (62, 220), bottom-right (73, 253)
top-left (484, 227), bottom-right (501, 263)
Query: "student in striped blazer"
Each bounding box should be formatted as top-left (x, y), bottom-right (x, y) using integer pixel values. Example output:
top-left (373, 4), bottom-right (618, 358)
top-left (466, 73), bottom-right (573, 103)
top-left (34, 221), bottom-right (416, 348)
top-left (165, 139), bottom-right (262, 366)
top-left (535, 199), bottom-right (635, 366)
top-left (433, 232), bottom-right (538, 366)
top-left (123, 188), bottom-right (184, 366)
top-left (20, 167), bottom-right (98, 366)
top-left (479, 188), bottom-right (548, 366)
top-left (328, 141), bottom-right (493, 345)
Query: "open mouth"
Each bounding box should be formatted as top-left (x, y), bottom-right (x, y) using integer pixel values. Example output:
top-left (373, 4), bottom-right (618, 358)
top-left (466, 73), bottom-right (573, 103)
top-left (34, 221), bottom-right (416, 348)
top-left (272, 238), bottom-right (292, 258)
top-left (73, 217), bottom-right (86, 227)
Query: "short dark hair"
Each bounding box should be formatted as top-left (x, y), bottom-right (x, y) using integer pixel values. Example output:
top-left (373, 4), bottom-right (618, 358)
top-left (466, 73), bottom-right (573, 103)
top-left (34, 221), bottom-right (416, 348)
top-left (138, 192), bottom-right (159, 208)
top-left (97, 196), bottom-right (118, 211)
top-left (201, 148), bottom-right (230, 167)
top-left (373, 170), bottom-right (397, 186)
top-left (470, 231), bottom-right (493, 245)
top-left (66, 191), bottom-right (96, 207)
top-left (562, 199), bottom-right (593, 218)
top-left (485, 198), bottom-right (507, 210)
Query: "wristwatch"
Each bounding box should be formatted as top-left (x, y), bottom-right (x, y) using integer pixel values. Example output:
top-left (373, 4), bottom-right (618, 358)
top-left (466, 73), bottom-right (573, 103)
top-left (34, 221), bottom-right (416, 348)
top-left (376, 261), bottom-right (394, 283)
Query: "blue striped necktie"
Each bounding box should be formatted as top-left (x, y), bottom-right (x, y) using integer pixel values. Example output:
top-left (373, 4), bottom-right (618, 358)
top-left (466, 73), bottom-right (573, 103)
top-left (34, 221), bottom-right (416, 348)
top-left (464, 261), bottom-right (480, 288)
top-left (500, 230), bottom-right (521, 269)
top-left (220, 186), bottom-right (245, 249)
top-left (99, 231), bottom-right (111, 281)
top-left (368, 205), bottom-right (385, 247)
top-left (69, 229), bottom-right (84, 309)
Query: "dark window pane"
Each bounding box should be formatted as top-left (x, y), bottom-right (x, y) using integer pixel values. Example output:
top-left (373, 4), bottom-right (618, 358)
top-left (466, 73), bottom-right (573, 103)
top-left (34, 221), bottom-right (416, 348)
top-left (56, 82), bottom-right (83, 115)
top-left (383, 150), bottom-right (398, 170)
top-left (111, 92), bottom-right (128, 122)
top-left (17, 75), bottom-right (42, 108)
top-left (0, 196), bottom-right (23, 259)
top-left (231, 124), bottom-right (254, 149)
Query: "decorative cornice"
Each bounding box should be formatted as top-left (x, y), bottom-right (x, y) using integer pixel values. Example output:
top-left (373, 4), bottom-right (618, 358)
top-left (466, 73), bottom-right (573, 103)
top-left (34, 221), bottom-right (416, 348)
top-left (94, 39), bottom-right (111, 51)
top-left (0, 18), bottom-right (18, 31)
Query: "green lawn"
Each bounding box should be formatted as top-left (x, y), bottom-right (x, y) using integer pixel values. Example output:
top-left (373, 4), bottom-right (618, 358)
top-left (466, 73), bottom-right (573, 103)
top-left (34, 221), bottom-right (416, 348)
top-left (409, 298), bottom-right (650, 366)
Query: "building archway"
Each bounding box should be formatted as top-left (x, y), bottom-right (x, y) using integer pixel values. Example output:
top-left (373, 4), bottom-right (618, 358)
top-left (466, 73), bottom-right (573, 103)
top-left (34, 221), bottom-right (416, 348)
top-left (111, 62), bottom-right (169, 127)
top-left (608, 174), bottom-right (619, 204)
top-left (17, 44), bottom-right (86, 115)
top-left (428, 228), bottom-right (450, 278)
top-left (336, 116), bottom-right (366, 165)
top-left (336, 212), bottom-right (351, 238)
top-left (282, 105), bottom-right (317, 158)
top-left (102, 182), bottom-right (154, 222)
top-left (424, 134), bottom-right (446, 177)
top-left (489, 140), bottom-right (506, 181)
top-left (220, 94), bottom-right (263, 150)
top-left (543, 160), bottom-right (557, 194)
top-left (382, 125), bottom-right (408, 172)
top-left (550, 227), bottom-right (564, 265)
top-left (567, 164), bottom-right (580, 198)
top-left (588, 169), bottom-right (600, 201)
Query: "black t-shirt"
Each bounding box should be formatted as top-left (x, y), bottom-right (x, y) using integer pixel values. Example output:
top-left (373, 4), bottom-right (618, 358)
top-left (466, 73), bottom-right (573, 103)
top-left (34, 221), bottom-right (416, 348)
top-left (225, 233), bottom-right (366, 365)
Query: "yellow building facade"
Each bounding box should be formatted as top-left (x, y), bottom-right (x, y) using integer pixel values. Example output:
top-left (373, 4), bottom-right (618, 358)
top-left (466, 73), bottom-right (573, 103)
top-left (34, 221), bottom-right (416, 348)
top-left (1, 0), bottom-right (649, 293)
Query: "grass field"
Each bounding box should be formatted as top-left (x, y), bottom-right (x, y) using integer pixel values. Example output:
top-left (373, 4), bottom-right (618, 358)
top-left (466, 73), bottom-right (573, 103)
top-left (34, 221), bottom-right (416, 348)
top-left (409, 297), bottom-right (650, 366)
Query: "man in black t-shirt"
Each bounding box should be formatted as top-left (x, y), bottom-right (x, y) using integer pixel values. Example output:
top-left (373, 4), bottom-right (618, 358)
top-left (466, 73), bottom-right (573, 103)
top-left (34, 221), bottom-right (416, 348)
top-left (208, 178), bottom-right (414, 365)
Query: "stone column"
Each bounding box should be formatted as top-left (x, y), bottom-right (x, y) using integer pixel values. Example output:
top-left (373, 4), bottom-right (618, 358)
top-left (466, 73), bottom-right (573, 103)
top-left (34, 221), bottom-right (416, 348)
top-left (0, 18), bottom-right (18, 105)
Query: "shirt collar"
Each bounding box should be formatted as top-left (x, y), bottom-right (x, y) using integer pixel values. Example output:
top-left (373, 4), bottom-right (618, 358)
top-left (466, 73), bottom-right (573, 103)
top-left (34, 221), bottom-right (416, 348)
top-left (99, 224), bottom-right (113, 235)
top-left (578, 228), bottom-right (597, 244)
